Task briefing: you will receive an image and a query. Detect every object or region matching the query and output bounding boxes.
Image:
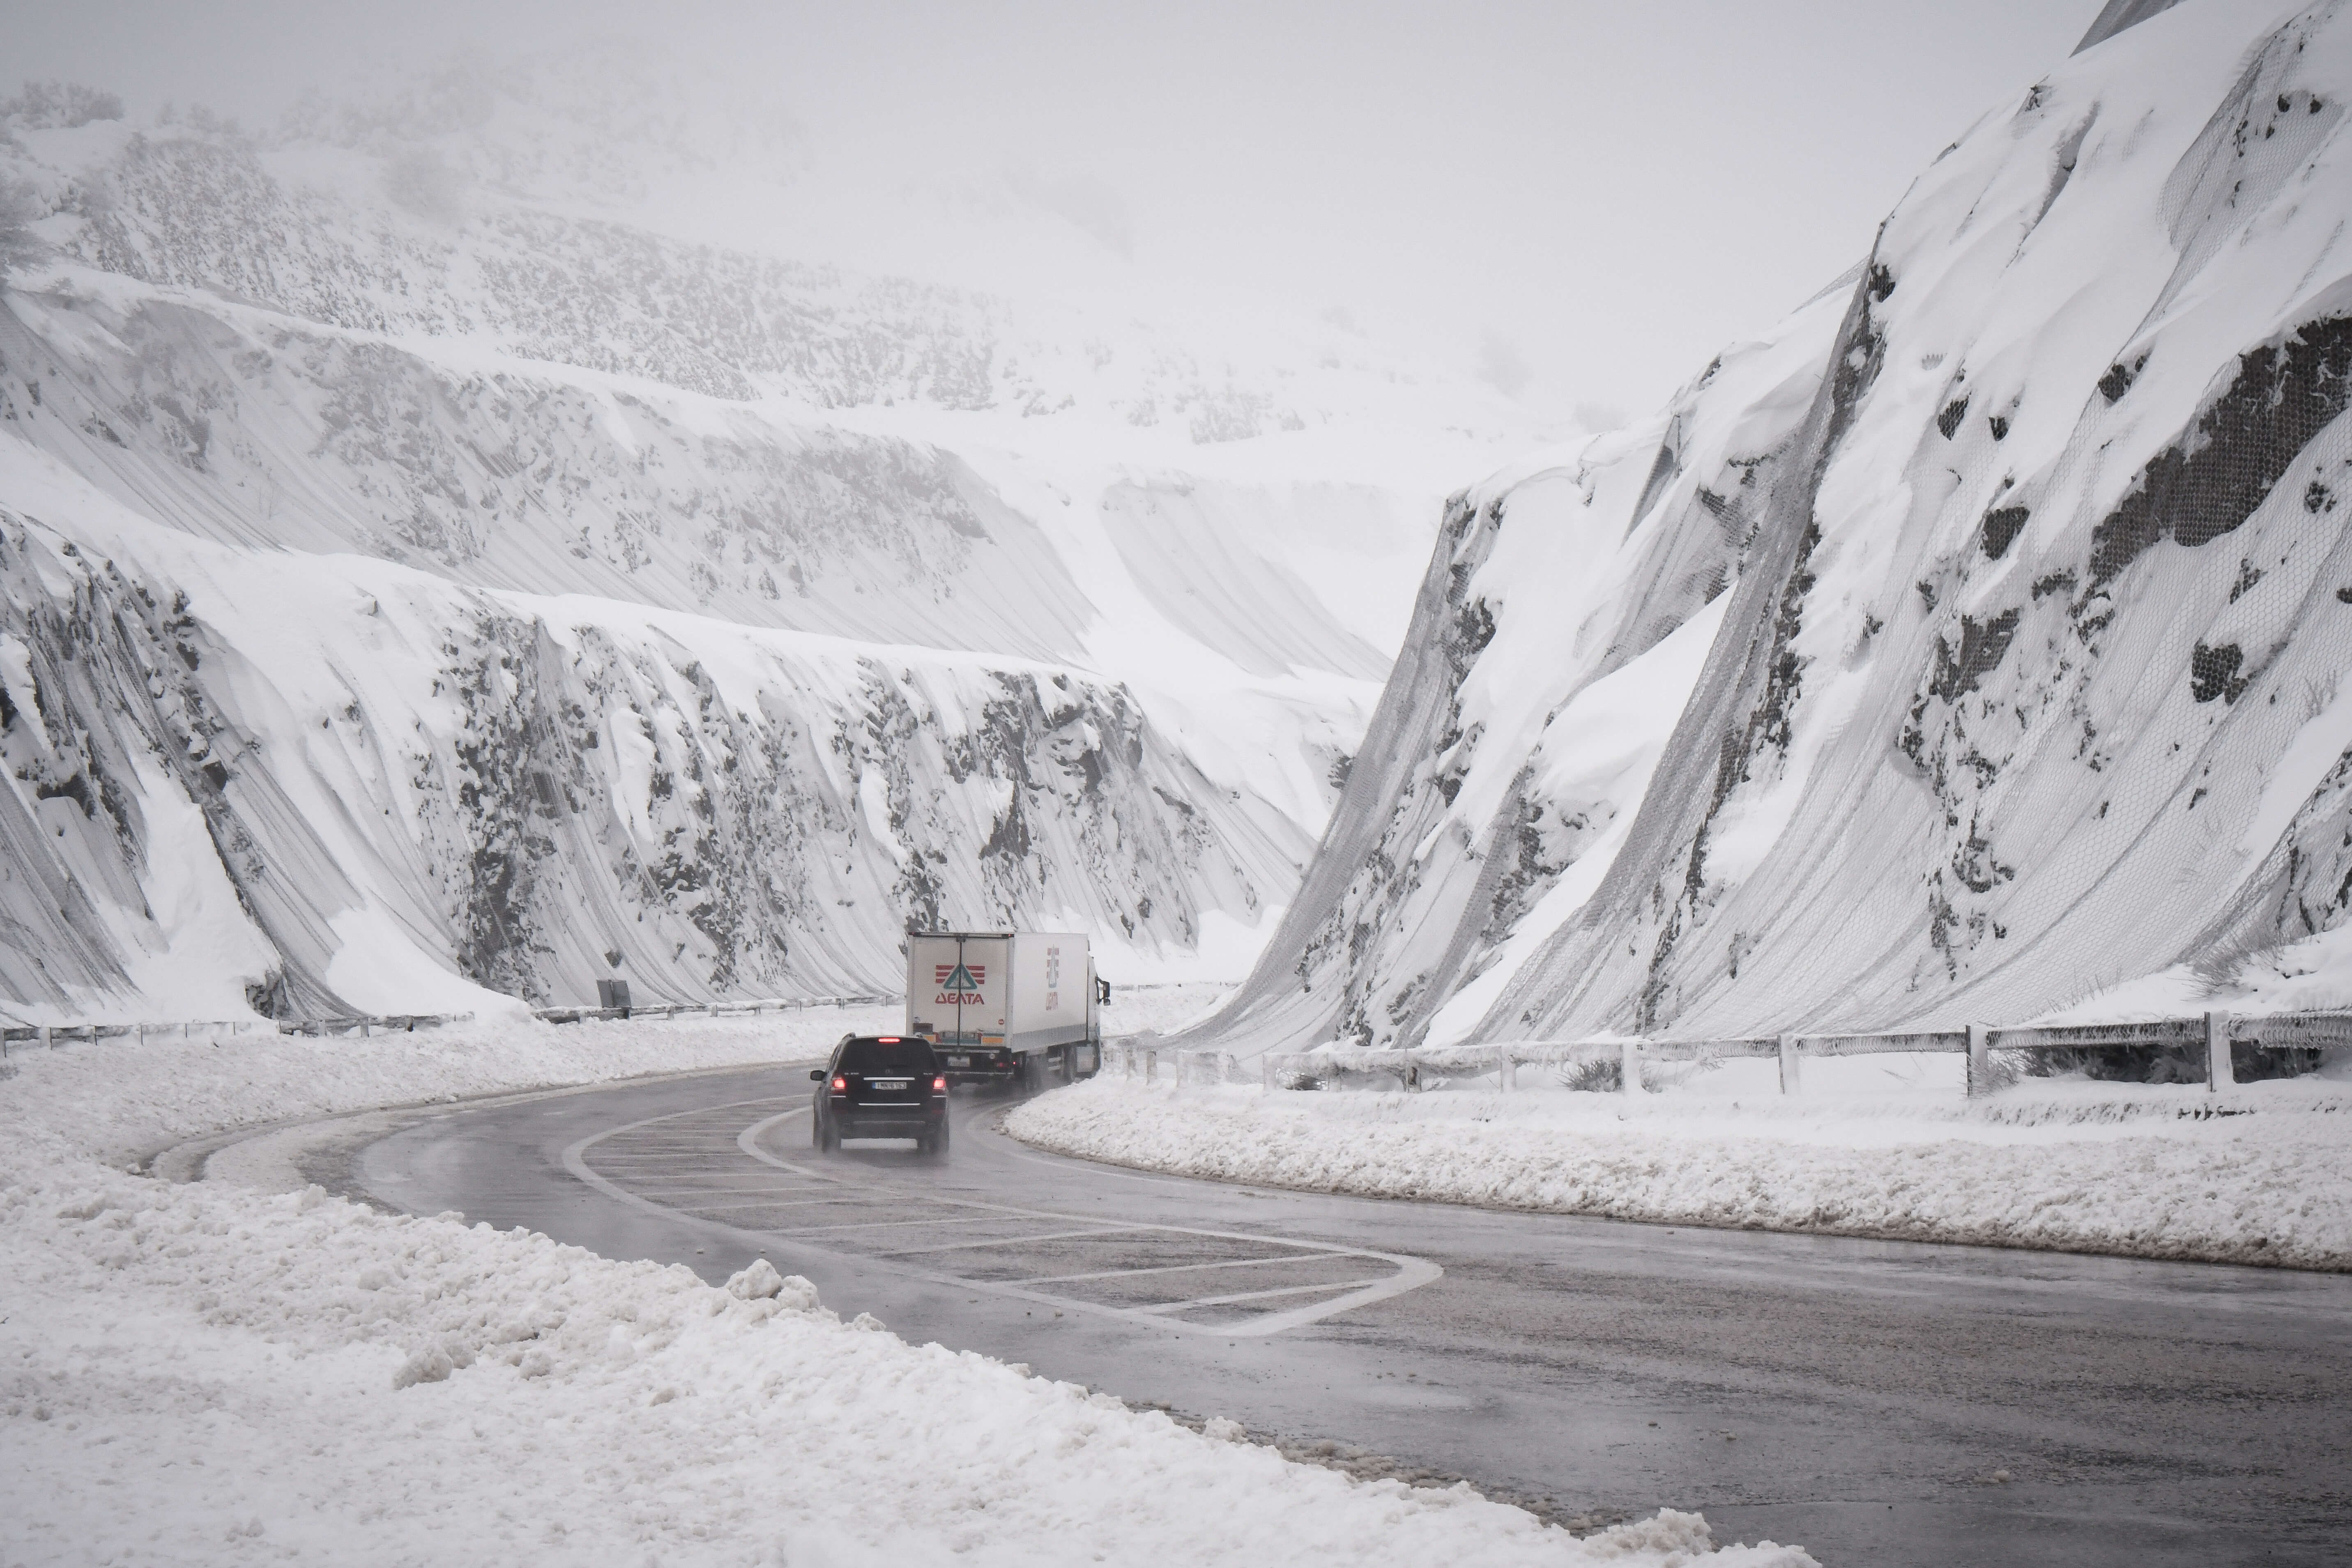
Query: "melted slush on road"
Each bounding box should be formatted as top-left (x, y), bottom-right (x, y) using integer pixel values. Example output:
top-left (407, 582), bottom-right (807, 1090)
top-left (341, 1065), bottom-right (2352, 1568)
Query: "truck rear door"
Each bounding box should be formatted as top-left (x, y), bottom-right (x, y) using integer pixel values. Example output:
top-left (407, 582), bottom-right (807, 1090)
top-left (915, 935), bottom-right (1009, 1052)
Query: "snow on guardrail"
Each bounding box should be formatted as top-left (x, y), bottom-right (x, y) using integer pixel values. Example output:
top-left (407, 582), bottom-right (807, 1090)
top-left (0, 994), bottom-right (898, 1063)
top-left (1102, 1008), bottom-right (2352, 1099)
top-left (0, 1014), bottom-right (471, 1057)
top-left (530, 995), bottom-right (893, 1023)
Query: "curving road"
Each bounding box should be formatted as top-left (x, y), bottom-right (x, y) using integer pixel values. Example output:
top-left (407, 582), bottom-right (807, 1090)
top-left (294, 1064), bottom-right (2352, 1567)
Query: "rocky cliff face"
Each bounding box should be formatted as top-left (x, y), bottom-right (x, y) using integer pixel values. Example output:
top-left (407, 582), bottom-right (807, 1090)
top-left (1188, 0), bottom-right (2352, 1050)
top-left (0, 58), bottom-right (1514, 1021)
top-left (0, 479), bottom-right (1298, 1018)
top-left (0, 287), bottom-right (1095, 661)
top-left (1180, 286), bottom-right (1847, 1051)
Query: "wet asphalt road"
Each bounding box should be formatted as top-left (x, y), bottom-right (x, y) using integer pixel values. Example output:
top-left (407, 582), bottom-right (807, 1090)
top-left (323, 1064), bottom-right (2352, 1567)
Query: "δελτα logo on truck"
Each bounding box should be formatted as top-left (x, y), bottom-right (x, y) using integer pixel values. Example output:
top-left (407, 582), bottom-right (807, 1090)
top-left (935, 962), bottom-right (986, 1004)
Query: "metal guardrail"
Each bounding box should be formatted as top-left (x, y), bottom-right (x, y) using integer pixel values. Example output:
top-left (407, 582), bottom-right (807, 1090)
top-left (0, 1013), bottom-right (468, 1057)
top-left (0, 992), bottom-right (898, 1060)
top-left (1102, 1008), bottom-right (2352, 1099)
top-left (530, 995), bottom-right (893, 1024)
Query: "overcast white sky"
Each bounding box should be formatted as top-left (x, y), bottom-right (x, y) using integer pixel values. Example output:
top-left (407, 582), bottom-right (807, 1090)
top-left (5, 0), bottom-right (2102, 421)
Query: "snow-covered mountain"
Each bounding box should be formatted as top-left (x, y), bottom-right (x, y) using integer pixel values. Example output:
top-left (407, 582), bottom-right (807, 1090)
top-left (1188, 0), bottom-right (2352, 1051)
top-left (0, 55), bottom-right (1536, 1022)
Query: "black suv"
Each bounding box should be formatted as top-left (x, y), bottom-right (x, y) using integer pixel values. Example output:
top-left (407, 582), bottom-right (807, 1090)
top-left (810, 1035), bottom-right (949, 1155)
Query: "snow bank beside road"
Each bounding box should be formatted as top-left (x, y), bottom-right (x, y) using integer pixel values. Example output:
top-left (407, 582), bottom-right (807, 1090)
top-left (1005, 1072), bottom-right (2352, 1271)
top-left (0, 1019), bottom-right (1814, 1566)
top-left (3, 1007), bottom-right (903, 1170)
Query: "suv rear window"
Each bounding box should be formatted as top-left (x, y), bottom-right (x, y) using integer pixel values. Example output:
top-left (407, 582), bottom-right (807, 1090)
top-left (840, 1036), bottom-right (937, 1073)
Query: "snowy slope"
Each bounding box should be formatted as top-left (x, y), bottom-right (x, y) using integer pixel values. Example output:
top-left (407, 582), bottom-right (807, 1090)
top-left (0, 57), bottom-right (1537, 1020)
top-left (1185, 0), bottom-right (2352, 1052)
top-left (1183, 285), bottom-right (1850, 1050)
top-left (0, 447), bottom-right (1303, 1021)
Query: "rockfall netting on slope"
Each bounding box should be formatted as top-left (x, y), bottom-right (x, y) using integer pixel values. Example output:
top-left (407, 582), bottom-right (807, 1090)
top-left (1167, 284), bottom-right (1849, 1053)
top-left (1176, 1), bottom-right (2352, 1054)
top-left (1482, 1), bottom-right (2352, 1041)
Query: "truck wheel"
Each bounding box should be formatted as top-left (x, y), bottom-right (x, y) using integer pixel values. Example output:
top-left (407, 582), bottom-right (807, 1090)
top-left (1058, 1047), bottom-right (1075, 1085)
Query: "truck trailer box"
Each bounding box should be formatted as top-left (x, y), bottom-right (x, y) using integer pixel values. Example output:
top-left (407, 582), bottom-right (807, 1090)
top-left (905, 930), bottom-right (1100, 1085)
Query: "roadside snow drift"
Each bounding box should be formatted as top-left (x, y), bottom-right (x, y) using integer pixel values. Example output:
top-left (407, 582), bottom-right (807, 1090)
top-left (1184, 1), bottom-right (2352, 1052)
top-left (1007, 1068), bottom-right (2352, 1271)
top-left (0, 1024), bottom-right (1816, 1567)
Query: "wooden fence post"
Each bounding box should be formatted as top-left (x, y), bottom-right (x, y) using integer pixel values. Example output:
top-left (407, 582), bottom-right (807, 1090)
top-left (1620, 1040), bottom-right (1641, 1095)
top-left (2207, 1011), bottom-right (2234, 1092)
top-left (1966, 1024), bottom-right (1989, 1097)
top-left (1777, 1035), bottom-right (1802, 1095)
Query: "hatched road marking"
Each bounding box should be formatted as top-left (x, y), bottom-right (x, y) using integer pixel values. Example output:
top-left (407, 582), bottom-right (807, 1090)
top-left (559, 1096), bottom-right (1439, 1338)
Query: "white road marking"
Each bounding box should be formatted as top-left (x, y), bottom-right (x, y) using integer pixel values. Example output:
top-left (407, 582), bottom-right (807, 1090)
top-left (1009, 1251), bottom-right (1330, 1287)
top-left (677, 1196), bottom-right (871, 1216)
top-left (727, 1106), bottom-right (1442, 1337)
top-left (870, 1226), bottom-right (1141, 1258)
top-left (1139, 1277), bottom-right (1392, 1314)
top-left (555, 1098), bottom-right (1441, 1340)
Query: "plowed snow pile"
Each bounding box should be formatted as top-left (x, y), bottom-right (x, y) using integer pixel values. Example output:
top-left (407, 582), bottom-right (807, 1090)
top-left (0, 1025), bottom-right (1812, 1566)
top-left (1007, 1066), bottom-right (2352, 1270)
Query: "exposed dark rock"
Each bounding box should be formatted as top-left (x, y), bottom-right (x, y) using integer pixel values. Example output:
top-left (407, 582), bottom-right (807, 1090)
top-left (1754, 522), bottom-right (1822, 757)
top-left (1930, 610), bottom-right (2021, 702)
top-left (2189, 641), bottom-right (2249, 703)
top-left (2088, 315), bottom-right (2352, 585)
top-left (33, 772), bottom-right (92, 817)
top-left (1982, 506), bottom-right (2030, 559)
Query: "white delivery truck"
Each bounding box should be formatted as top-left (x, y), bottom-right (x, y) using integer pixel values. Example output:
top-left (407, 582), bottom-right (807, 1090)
top-left (904, 929), bottom-right (1105, 1088)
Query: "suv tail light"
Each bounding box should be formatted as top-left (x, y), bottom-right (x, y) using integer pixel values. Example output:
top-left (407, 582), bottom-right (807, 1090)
top-left (830, 1075), bottom-right (847, 1093)
top-left (932, 1075), bottom-right (947, 1092)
